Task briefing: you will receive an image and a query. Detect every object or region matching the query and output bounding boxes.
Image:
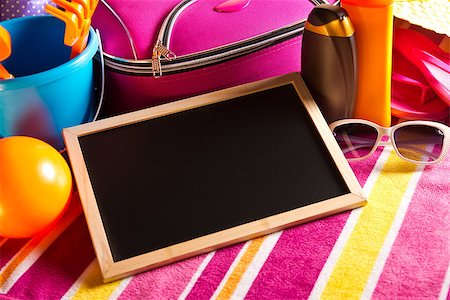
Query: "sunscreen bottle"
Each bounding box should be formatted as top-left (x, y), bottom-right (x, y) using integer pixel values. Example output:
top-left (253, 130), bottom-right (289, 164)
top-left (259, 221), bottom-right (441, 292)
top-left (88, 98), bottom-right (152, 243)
top-left (301, 4), bottom-right (357, 123)
top-left (341, 0), bottom-right (394, 126)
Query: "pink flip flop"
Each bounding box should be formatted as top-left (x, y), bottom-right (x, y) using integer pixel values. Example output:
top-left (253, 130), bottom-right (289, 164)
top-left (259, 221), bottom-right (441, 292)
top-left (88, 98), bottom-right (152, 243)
top-left (394, 28), bottom-right (450, 106)
top-left (391, 48), bottom-right (449, 120)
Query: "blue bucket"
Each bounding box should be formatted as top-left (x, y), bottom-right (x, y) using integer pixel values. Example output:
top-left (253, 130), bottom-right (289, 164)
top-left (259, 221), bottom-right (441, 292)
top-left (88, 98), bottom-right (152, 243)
top-left (0, 16), bottom-right (99, 149)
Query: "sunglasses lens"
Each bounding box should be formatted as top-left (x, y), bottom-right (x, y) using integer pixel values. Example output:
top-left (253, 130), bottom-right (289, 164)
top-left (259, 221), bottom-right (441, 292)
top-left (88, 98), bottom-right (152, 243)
top-left (393, 125), bottom-right (445, 162)
top-left (332, 123), bottom-right (378, 160)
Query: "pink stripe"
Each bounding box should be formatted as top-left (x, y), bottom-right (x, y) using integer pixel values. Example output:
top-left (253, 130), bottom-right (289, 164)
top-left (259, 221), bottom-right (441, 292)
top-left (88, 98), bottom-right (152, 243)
top-left (245, 212), bottom-right (349, 299)
top-left (186, 243), bottom-right (244, 299)
top-left (372, 155), bottom-right (450, 299)
top-left (245, 150), bottom-right (381, 298)
top-left (6, 216), bottom-right (95, 300)
top-left (0, 295), bottom-right (21, 300)
top-left (0, 239), bottom-right (29, 270)
top-left (118, 254), bottom-right (205, 299)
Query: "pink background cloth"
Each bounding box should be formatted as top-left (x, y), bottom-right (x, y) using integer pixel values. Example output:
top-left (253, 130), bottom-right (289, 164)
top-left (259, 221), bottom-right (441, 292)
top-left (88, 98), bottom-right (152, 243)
top-left (1, 149), bottom-right (449, 299)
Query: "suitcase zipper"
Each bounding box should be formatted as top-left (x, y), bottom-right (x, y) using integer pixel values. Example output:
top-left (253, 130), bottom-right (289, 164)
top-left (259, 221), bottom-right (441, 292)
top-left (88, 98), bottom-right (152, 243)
top-left (103, 0), bottom-right (332, 77)
top-left (151, 0), bottom-right (196, 77)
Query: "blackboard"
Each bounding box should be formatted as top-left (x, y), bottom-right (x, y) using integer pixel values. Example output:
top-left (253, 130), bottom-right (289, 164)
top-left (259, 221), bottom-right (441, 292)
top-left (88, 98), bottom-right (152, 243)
top-left (64, 73), bottom-right (365, 282)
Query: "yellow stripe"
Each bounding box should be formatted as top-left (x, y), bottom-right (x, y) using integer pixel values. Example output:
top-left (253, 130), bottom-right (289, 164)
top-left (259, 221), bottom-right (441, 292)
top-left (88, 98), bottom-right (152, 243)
top-left (70, 262), bottom-right (124, 300)
top-left (216, 236), bottom-right (266, 300)
top-left (320, 151), bottom-right (419, 299)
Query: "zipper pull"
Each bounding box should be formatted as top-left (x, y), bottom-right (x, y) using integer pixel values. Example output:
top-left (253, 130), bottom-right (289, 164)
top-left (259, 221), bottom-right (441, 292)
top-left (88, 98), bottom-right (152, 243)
top-left (152, 54), bottom-right (162, 78)
top-left (152, 40), bottom-right (177, 78)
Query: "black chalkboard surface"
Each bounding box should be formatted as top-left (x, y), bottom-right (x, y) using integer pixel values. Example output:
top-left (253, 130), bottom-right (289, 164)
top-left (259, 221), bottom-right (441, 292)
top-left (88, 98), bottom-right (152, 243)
top-left (64, 73), bottom-right (365, 282)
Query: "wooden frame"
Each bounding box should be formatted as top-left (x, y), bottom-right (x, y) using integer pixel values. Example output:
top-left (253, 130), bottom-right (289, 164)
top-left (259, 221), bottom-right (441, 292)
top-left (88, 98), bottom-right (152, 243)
top-left (63, 73), bottom-right (366, 282)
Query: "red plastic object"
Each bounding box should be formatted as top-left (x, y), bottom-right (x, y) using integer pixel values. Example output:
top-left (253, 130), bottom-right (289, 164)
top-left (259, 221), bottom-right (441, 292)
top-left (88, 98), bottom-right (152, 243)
top-left (394, 28), bottom-right (450, 106)
top-left (392, 49), bottom-right (449, 120)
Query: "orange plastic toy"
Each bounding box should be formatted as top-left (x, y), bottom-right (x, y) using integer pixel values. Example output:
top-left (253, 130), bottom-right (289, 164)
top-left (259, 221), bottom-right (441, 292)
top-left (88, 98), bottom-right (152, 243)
top-left (70, 0), bottom-right (99, 58)
top-left (46, 0), bottom-right (99, 59)
top-left (0, 136), bottom-right (73, 238)
top-left (341, 0), bottom-right (394, 127)
top-left (45, 4), bottom-right (81, 47)
top-left (52, 0), bottom-right (86, 28)
top-left (0, 25), bottom-right (13, 79)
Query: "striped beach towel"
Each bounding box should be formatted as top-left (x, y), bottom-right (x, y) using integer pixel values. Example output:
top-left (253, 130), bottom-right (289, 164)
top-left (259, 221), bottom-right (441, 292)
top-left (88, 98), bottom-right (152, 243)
top-left (0, 147), bottom-right (449, 299)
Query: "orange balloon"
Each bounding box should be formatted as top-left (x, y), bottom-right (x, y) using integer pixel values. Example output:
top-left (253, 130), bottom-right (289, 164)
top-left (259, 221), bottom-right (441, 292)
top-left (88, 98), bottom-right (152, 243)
top-left (0, 136), bottom-right (72, 238)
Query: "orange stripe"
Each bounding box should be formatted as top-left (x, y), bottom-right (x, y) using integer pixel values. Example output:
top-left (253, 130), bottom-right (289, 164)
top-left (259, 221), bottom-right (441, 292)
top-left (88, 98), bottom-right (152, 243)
top-left (216, 236), bottom-right (267, 299)
top-left (0, 234), bottom-right (45, 287)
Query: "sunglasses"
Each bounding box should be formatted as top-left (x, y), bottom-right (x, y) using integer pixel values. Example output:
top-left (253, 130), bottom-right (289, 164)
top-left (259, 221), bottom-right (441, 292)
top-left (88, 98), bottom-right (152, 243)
top-left (329, 119), bottom-right (450, 164)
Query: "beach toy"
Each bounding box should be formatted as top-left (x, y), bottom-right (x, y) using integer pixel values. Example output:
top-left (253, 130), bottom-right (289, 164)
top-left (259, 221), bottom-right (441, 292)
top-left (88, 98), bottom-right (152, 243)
top-left (0, 16), bottom-right (99, 149)
top-left (52, 0), bottom-right (86, 28)
top-left (0, 136), bottom-right (72, 238)
top-left (90, 0), bottom-right (99, 12)
top-left (45, 4), bottom-right (81, 46)
top-left (0, 25), bottom-right (13, 79)
top-left (71, 18), bottom-right (92, 58)
top-left (73, 0), bottom-right (92, 19)
top-left (46, 0), bottom-right (99, 58)
top-left (71, 0), bottom-right (99, 58)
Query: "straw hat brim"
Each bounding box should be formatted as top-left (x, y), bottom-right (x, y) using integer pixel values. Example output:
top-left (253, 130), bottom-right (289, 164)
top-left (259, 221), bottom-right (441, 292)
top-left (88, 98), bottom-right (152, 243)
top-left (393, 0), bottom-right (449, 36)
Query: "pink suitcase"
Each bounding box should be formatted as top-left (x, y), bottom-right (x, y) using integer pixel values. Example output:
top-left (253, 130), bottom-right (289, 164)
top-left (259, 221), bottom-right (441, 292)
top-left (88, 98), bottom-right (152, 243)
top-left (92, 0), bottom-right (333, 115)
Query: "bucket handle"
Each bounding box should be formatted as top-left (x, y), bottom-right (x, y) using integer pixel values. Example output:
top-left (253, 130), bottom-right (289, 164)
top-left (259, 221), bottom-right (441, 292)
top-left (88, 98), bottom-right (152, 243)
top-left (60, 29), bottom-right (104, 154)
top-left (93, 29), bottom-right (105, 122)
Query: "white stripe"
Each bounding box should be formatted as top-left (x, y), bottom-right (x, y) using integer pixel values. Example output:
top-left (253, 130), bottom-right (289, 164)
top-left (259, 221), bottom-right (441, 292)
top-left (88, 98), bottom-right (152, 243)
top-left (0, 207), bottom-right (81, 293)
top-left (361, 163), bottom-right (425, 299)
top-left (230, 231), bottom-right (282, 299)
top-left (178, 251), bottom-right (216, 300)
top-left (361, 148), bottom-right (393, 198)
top-left (307, 148), bottom-right (392, 300)
top-left (211, 241), bottom-right (251, 300)
top-left (61, 259), bottom-right (97, 300)
top-left (307, 207), bottom-right (363, 300)
top-left (108, 276), bottom-right (132, 300)
top-left (439, 262), bottom-right (450, 300)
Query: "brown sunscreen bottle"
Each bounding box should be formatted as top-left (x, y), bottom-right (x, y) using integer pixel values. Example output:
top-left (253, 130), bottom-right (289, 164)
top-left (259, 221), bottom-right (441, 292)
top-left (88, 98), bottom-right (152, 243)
top-left (301, 4), bottom-right (357, 123)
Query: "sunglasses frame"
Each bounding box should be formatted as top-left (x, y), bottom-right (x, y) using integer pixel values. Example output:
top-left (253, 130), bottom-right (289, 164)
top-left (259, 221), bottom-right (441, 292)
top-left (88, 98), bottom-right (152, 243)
top-left (329, 119), bottom-right (450, 165)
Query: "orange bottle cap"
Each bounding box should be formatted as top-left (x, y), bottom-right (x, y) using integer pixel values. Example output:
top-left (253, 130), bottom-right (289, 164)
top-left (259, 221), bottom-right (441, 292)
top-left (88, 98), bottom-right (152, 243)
top-left (341, 0), bottom-right (393, 7)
